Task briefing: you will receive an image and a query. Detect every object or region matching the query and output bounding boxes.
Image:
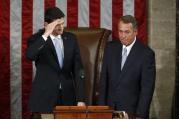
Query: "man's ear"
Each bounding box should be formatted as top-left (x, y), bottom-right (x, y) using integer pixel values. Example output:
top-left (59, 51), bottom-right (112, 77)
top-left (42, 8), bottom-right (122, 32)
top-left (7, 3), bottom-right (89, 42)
top-left (44, 22), bottom-right (48, 27)
top-left (134, 29), bottom-right (138, 35)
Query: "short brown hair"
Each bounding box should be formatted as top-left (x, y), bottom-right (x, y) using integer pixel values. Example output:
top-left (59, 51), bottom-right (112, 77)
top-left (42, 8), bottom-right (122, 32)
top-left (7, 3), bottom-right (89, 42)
top-left (45, 7), bottom-right (65, 23)
top-left (119, 15), bottom-right (138, 29)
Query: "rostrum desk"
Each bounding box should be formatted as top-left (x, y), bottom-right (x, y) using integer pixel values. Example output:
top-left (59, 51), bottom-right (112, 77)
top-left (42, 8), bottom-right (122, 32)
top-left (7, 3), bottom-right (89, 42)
top-left (54, 106), bottom-right (114, 119)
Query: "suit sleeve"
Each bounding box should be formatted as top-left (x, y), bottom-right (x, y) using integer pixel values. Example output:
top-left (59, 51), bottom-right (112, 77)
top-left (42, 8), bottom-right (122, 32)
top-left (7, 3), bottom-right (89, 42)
top-left (26, 33), bottom-right (46, 61)
top-left (98, 44), bottom-right (109, 105)
top-left (72, 35), bottom-right (85, 102)
top-left (136, 48), bottom-right (156, 118)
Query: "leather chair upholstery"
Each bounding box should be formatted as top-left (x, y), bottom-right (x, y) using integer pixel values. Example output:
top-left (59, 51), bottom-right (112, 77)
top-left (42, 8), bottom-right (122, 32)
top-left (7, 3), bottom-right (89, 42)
top-left (64, 27), bottom-right (111, 105)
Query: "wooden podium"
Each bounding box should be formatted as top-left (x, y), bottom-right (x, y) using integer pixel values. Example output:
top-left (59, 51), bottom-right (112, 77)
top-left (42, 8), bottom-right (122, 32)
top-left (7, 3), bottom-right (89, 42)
top-left (53, 106), bottom-right (114, 119)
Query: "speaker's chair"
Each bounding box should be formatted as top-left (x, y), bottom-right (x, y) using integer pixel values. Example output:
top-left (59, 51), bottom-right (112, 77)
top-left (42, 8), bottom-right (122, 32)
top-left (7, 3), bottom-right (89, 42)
top-left (65, 27), bottom-right (111, 105)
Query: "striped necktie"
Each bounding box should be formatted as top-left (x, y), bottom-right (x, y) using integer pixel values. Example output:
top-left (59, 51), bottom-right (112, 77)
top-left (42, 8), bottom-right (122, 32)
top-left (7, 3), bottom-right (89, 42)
top-left (121, 47), bottom-right (127, 70)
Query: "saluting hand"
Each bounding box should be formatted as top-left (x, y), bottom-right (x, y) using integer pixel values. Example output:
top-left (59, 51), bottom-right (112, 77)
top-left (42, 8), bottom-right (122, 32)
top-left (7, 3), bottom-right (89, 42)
top-left (43, 19), bottom-right (63, 37)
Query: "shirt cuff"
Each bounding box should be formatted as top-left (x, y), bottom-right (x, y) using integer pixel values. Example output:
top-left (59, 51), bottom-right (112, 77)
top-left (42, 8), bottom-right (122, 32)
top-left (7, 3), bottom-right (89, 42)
top-left (42, 35), bottom-right (48, 41)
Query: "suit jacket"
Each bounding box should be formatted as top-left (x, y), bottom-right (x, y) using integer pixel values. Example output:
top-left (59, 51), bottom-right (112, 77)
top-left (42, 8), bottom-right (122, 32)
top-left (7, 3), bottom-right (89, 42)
top-left (26, 29), bottom-right (85, 112)
top-left (98, 39), bottom-right (156, 119)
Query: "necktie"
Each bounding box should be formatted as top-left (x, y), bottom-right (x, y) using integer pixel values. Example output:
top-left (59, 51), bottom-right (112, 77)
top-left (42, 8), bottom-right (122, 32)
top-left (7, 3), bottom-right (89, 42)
top-left (121, 47), bottom-right (127, 70)
top-left (54, 37), bottom-right (63, 68)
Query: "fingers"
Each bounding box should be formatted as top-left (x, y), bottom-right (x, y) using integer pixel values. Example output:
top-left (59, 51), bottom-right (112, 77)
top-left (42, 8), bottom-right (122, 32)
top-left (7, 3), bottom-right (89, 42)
top-left (55, 18), bottom-right (65, 25)
top-left (52, 18), bottom-right (64, 25)
top-left (45, 18), bottom-right (64, 30)
top-left (77, 102), bottom-right (86, 106)
top-left (43, 18), bottom-right (64, 37)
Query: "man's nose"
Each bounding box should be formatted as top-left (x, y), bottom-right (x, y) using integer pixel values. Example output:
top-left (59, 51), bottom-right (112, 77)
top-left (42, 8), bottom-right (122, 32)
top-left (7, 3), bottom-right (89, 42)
top-left (120, 32), bottom-right (126, 38)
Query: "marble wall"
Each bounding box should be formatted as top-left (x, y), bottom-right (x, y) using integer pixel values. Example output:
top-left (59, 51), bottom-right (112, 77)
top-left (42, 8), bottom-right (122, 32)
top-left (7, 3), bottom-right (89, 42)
top-left (148, 0), bottom-right (176, 119)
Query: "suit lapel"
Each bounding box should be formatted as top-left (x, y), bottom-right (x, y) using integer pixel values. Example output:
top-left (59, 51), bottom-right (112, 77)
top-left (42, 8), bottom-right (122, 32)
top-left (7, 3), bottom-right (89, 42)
top-left (46, 37), bottom-right (62, 70)
top-left (47, 33), bottom-right (69, 70)
top-left (47, 37), bottom-right (59, 62)
top-left (61, 33), bottom-right (68, 69)
top-left (118, 43), bottom-right (123, 74)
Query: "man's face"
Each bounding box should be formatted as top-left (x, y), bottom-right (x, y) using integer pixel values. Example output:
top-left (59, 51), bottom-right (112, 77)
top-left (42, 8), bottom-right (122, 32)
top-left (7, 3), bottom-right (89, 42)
top-left (118, 21), bottom-right (137, 46)
top-left (52, 17), bottom-right (65, 36)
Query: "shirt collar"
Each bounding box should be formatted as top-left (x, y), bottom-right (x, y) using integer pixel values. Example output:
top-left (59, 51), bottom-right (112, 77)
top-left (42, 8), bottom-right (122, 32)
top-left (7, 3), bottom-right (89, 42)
top-left (122, 37), bottom-right (136, 55)
top-left (50, 34), bottom-right (62, 40)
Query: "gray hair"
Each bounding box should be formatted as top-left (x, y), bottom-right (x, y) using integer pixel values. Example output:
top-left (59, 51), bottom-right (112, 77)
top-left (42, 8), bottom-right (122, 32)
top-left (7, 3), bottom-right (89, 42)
top-left (119, 15), bottom-right (138, 29)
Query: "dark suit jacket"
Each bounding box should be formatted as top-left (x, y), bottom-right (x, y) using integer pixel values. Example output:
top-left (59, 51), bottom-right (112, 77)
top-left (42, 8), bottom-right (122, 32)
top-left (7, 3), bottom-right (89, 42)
top-left (26, 29), bottom-right (85, 112)
top-left (98, 39), bottom-right (156, 119)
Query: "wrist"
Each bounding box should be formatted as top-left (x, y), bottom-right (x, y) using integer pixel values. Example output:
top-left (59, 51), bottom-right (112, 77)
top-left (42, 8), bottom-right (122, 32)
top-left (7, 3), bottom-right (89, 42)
top-left (43, 32), bottom-right (50, 38)
top-left (42, 35), bottom-right (48, 41)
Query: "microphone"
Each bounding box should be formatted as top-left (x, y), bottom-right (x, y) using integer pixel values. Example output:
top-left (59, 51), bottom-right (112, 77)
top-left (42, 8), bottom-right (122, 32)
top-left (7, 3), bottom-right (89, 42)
top-left (79, 69), bottom-right (85, 80)
top-left (75, 69), bottom-right (85, 99)
top-left (77, 69), bottom-right (85, 97)
top-left (78, 69), bottom-right (88, 119)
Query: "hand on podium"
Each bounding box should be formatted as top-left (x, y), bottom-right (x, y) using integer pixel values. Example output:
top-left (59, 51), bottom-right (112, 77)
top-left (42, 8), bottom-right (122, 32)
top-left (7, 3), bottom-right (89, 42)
top-left (77, 102), bottom-right (85, 106)
top-left (113, 111), bottom-right (129, 119)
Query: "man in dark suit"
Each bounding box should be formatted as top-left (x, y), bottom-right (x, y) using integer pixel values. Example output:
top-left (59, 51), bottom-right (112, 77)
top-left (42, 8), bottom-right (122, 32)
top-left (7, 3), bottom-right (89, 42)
top-left (98, 15), bottom-right (156, 119)
top-left (26, 7), bottom-right (85, 118)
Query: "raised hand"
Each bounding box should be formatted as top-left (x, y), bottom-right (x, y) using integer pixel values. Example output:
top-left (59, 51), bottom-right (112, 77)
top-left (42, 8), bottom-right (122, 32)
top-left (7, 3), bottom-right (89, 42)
top-left (43, 18), bottom-right (64, 37)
